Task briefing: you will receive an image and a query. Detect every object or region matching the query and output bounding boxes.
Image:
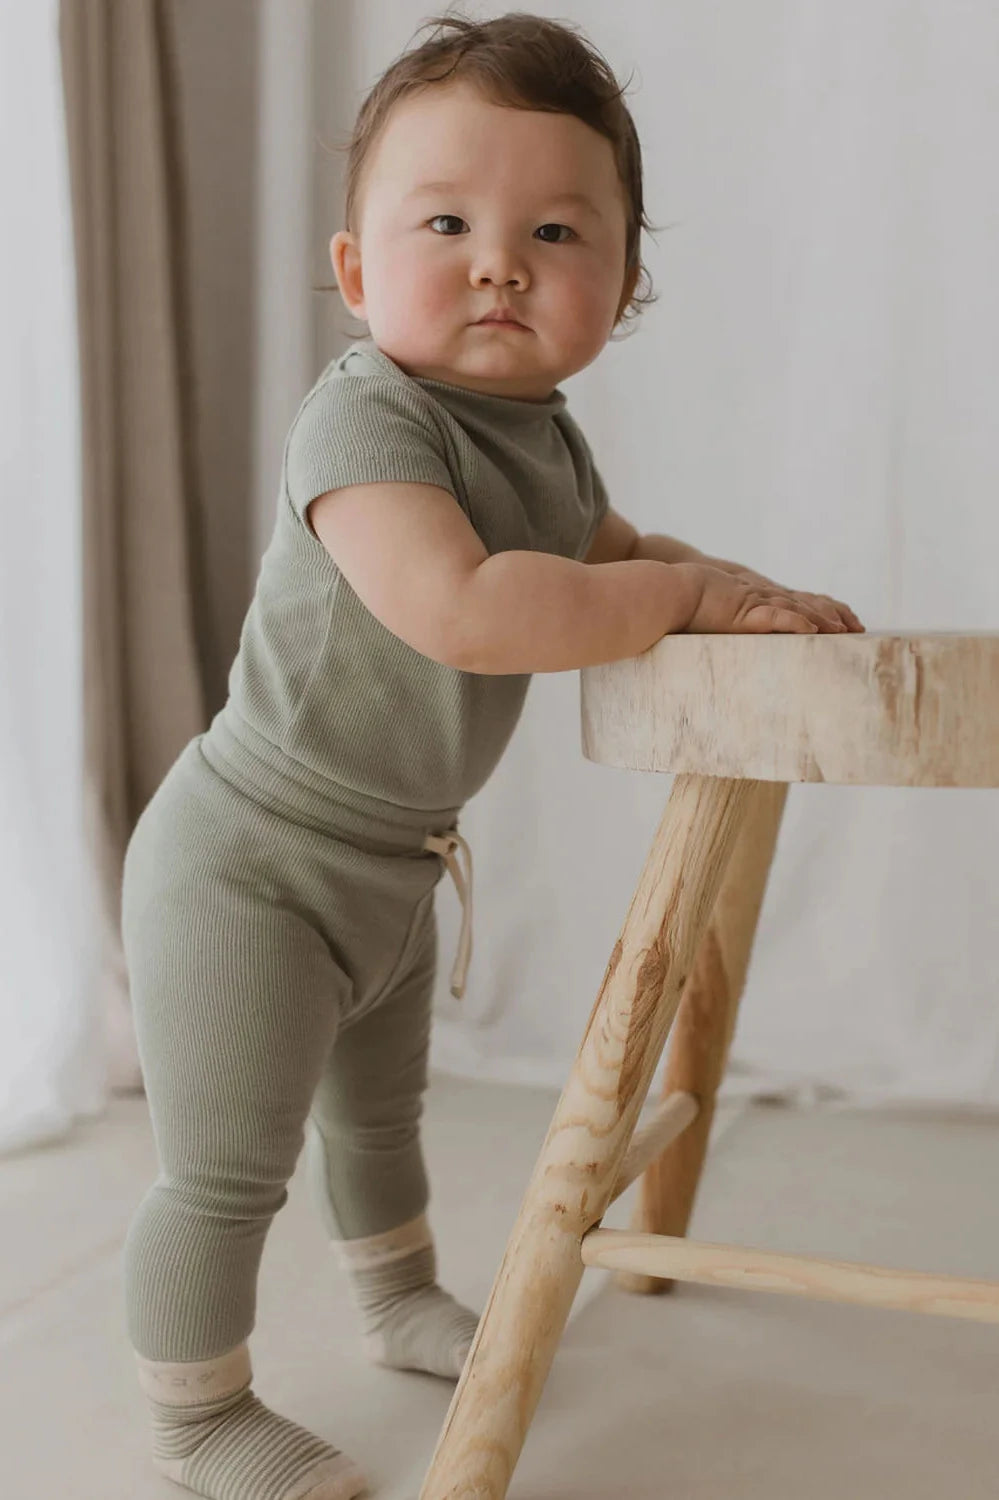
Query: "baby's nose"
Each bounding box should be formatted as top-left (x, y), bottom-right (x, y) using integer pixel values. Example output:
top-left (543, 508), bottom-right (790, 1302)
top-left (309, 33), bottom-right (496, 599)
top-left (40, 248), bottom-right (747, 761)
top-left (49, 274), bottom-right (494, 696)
top-left (471, 253), bottom-right (529, 290)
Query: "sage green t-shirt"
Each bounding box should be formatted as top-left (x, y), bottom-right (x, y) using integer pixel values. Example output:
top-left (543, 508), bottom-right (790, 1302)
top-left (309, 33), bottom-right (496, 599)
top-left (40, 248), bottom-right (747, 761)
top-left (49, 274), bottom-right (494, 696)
top-left (202, 336), bottom-right (609, 817)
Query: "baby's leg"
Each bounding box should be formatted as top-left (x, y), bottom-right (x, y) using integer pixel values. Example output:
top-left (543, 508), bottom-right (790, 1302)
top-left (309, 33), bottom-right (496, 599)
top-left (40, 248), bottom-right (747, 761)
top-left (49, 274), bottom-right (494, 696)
top-left (307, 898), bottom-right (478, 1380)
top-left (122, 812), bottom-right (366, 1499)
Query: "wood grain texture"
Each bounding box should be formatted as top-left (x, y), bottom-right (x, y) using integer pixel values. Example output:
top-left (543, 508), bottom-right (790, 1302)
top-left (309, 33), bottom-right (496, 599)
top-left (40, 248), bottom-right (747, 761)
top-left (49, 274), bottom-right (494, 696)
top-left (610, 1091), bottom-right (700, 1204)
top-left (581, 633), bottom-right (999, 786)
top-left (418, 774), bottom-right (754, 1500)
top-left (617, 781), bottom-right (789, 1294)
top-left (584, 1229), bottom-right (999, 1322)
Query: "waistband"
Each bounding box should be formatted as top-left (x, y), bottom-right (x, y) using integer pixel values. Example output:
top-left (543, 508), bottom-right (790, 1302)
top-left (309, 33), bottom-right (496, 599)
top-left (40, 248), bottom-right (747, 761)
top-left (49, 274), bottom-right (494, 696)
top-left (199, 708), bottom-right (474, 999)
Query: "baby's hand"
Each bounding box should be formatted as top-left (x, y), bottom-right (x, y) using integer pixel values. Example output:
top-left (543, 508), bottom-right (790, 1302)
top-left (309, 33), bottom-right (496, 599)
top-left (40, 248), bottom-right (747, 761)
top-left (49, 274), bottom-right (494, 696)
top-left (733, 567), bottom-right (865, 632)
top-left (677, 563), bottom-right (866, 635)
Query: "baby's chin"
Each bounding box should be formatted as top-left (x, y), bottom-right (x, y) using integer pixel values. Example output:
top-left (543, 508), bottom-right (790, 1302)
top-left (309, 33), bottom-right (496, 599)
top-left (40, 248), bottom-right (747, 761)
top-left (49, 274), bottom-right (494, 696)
top-left (380, 335), bottom-right (560, 396)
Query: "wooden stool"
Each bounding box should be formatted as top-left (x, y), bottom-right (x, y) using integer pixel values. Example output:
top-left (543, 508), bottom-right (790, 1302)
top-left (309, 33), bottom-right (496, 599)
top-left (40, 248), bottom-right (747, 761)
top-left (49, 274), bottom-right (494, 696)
top-left (420, 632), bottom-right (999, 1499)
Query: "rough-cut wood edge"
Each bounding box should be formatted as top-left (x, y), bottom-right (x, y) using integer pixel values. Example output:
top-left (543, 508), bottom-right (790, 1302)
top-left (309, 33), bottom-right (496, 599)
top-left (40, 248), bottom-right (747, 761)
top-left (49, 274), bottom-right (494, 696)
top-left (585, 1229), bottom-right (999, 1322)
top-left (617, 781), bottom-right (789, 1294)
top-left (581, 633), bottom-right (999, 786)
top-left (419, 775), bottom-right (754, 1500)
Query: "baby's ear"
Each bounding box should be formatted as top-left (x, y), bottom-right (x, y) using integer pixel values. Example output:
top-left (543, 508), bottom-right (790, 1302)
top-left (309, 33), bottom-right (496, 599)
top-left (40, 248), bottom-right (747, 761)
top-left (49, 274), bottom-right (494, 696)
top-left (330, 230), bottom-right (365, 319)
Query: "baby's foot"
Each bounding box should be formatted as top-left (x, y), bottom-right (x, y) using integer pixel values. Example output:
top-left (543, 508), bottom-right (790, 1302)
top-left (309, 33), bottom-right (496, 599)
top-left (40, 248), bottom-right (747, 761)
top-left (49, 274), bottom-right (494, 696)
top-left (136, 1345), bottom-right (366, 1499)
top-left (335, 1213), bottom-right (479, 1379)
top-left (363, 1282), bottom-right (478, 1379)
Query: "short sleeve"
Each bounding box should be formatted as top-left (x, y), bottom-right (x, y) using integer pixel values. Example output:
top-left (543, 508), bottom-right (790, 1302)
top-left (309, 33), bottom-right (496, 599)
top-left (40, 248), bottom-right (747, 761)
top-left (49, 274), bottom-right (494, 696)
top-left (284, 373), bottom-right (457, 521)
top-left (575, 431), bottom-right (611, 559)
top-left (590, 458), bottom-right (610, 528)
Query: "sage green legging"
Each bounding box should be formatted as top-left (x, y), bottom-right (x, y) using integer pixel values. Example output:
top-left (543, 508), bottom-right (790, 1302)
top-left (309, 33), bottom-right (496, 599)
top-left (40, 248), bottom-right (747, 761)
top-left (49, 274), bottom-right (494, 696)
top-left (121, 734), bottom-right (452, 1363)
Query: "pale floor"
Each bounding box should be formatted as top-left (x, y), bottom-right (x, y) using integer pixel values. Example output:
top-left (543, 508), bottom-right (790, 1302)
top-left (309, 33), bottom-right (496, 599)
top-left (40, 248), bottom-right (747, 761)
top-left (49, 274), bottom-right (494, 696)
top-left (4, 1072), bottom-right (999, 1498)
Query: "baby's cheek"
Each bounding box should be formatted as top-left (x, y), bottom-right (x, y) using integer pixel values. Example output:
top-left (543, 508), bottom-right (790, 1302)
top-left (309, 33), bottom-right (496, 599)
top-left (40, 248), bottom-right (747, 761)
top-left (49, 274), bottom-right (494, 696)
top-left (415, 263), bottom-right (462, 320)
top-left (385, 253), bottom-right (452, 331)
top-left (555, 280), bottom-right (611, 350)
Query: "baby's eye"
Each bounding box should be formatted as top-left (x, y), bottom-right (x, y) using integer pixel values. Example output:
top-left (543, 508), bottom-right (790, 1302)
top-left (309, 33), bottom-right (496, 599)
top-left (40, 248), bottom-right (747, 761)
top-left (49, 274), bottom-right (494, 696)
top-left (428, 214), bottom-right (467, 235)
top-left (535, 223), bottom-right (575, 244)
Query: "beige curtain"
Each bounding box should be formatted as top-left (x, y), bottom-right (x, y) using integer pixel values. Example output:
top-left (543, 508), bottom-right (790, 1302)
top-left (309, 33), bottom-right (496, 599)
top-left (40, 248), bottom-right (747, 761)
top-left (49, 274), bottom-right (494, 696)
top-left (58, 0), bottom-right (257, 1089)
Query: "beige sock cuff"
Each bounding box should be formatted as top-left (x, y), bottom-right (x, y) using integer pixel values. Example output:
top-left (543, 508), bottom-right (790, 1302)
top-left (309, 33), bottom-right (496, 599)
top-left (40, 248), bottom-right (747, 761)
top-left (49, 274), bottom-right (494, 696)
top-left (332, 1211), bottom-right (433, 1270)
top-left (134, 1343), bottom-right (252, 1407)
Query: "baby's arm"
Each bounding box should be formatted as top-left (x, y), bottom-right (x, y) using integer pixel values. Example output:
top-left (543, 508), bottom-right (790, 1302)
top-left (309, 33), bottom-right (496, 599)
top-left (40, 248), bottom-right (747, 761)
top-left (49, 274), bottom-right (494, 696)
top-left (307, 480), bottom-right (700, 676)
top-left (581, 508), bottom-right (703, 570)
top-left (308, 480), bottom-right (858, 669)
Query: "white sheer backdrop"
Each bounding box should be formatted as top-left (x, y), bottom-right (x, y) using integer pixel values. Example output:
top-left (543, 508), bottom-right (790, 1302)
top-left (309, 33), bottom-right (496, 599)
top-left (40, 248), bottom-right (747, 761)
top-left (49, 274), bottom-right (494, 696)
top-left (5, 1), bottom-right (999, 1157)
top-left (0, 0), bottom-right (103, 1154)
top-left (414, 0), bottom-right (999, 1108)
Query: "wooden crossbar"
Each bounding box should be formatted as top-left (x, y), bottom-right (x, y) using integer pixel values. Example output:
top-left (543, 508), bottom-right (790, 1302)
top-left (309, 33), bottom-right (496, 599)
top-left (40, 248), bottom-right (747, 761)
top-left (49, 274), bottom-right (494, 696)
top-left (609, 1091), bottom-right (700, 1205)
top-left (580, 1229), bottom-right (999, 1324)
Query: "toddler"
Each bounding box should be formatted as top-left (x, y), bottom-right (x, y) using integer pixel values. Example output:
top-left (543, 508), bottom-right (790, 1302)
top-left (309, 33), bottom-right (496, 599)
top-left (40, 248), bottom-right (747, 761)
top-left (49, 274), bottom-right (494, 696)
top-left (121, 12), bottom-right (864, 1500)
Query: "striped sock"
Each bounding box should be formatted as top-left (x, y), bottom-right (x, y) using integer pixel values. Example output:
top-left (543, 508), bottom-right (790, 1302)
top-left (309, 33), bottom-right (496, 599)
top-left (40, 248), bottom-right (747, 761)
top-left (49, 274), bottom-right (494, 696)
top-left (135, 1344), bottom-right (366, 1500)
top-left (334, 1214), bottom-right (479, 1380)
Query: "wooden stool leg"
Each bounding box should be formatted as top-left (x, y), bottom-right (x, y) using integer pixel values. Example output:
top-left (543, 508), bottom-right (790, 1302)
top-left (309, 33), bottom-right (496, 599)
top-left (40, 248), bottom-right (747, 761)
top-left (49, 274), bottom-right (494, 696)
top-left (617, 780), bottom-right (789, 1295)
top-left (419, 774), bottom-right (758, 1500)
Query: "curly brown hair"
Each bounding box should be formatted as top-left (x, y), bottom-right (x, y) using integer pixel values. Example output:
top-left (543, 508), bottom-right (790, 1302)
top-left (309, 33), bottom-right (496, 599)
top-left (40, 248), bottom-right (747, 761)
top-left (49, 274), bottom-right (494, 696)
top-left (313, 8), bottom-right (663, 338)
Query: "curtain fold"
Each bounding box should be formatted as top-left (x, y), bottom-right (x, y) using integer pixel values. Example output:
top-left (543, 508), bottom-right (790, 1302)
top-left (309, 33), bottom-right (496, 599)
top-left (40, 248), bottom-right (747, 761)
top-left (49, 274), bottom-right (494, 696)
top-left (59, 0), bottom-right (208, 1090)
top-left (0, 0), bottom-right (102, 1154)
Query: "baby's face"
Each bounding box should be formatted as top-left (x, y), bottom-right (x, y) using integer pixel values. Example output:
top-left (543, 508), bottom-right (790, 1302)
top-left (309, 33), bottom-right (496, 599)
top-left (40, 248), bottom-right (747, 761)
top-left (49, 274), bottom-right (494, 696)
top-left (331, 81), bottom-right (635, 399)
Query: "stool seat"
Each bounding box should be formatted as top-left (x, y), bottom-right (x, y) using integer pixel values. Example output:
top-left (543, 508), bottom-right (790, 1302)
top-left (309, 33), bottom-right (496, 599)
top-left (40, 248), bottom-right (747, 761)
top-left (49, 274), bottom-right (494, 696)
top-left (420, 625), bottom-right (999, 1499)
top-left (581, 630), bottom-right (999, 786)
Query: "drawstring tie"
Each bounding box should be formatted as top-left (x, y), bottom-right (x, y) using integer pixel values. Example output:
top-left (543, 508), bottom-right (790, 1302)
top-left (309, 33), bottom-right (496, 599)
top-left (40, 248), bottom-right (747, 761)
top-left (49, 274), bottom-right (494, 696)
top-left (422, 830), bottom-right (473, 999)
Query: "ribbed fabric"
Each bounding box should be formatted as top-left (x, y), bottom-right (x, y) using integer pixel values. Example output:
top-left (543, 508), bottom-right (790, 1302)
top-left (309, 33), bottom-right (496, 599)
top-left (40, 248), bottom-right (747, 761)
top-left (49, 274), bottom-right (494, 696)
top-left (333, 1213), bottom-right (479, 1379)
top-left (136, 1345), bottom-right (366, 1500)
top-left (209, 335), bottom-right (608, 818)
top-left (122, 742), bottom-right (441, 1361)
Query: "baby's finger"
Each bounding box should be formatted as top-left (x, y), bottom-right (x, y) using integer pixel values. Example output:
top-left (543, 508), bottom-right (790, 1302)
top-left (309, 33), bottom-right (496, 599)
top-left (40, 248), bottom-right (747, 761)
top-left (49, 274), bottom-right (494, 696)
top-left (745, 604), bottom-right (818, 634)
top-left (785, 591), bottom-right (849, 631)
top-left (780, 593), bottom-right (846, 631)
top-left (831, 598), bottom-right (865, 631)
top-left (805, 591), bottom-right (865, 632)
